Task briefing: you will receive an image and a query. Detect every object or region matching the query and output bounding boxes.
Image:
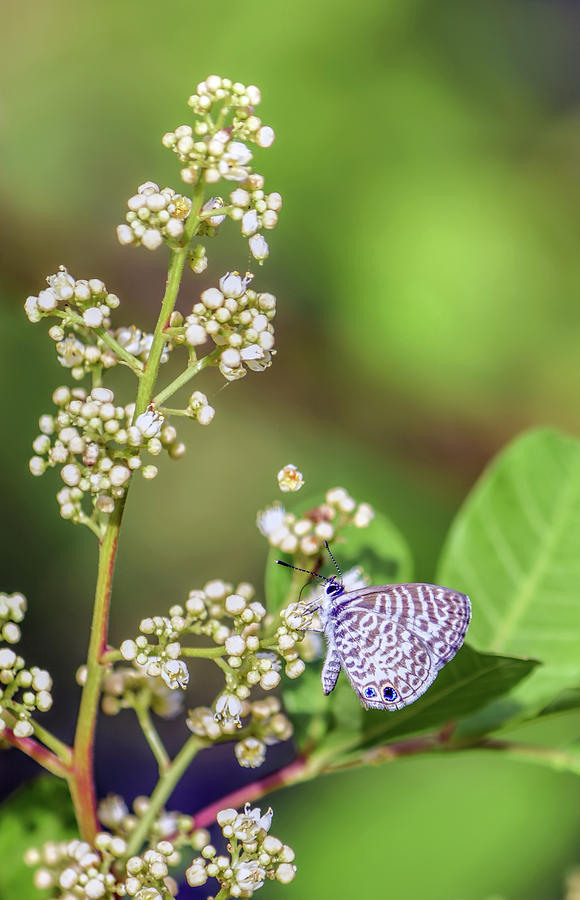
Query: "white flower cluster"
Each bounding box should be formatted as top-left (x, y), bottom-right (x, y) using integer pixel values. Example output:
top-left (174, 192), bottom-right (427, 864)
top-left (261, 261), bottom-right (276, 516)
top-left (114, 325), bottom-right (171, 365)
top-left (187, 695), bottom-right (293, 770)
top-left (186, 804), bottom-right (296, 896)
top-left (164, 76), bottom-right (274, 183)
top-left (183, 271), bottom-right (276, 381)
top-left (227, 180), bottom-right (281, 261)
top-left (29, 388), bottom-right (182, 525)
top-left (24, 267), bottom-right (120, 329)
top-left (100, 667), bottom-right (184, 719)
top-left (116, 181), bottom-right (192, 251)
top-left (0, 592), bottom-right (53, 739)
top-left (116, 578), bottom-right (299, 769)
top-left (257, 488), bottom-right (375, 557)
top-left (161, 76), bottom-right (280, 261)
top-left (25, 831), bottom-right (181, 899)
top-left (97, 794), bottom-right (198, 845)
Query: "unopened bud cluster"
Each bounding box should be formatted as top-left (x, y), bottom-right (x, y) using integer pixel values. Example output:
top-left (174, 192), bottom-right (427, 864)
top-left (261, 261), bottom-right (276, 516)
top-left (117, 182), bottom-right (192, 251)
top-left (257, 487), bottom-right (375, 557)
top-left (115, 578), bottom-right (298, 769)
top-left (179, 271), bottom-right (276, 381)
top-left (29, 388), bottom-right (181, 526)
top-left (25, 829), bottom-right (182, 899)
top-left (187, 695), bottom-right (293, 769)
top-left (100, 667), bottom-right (184, 719)
top-left (186, 804), bottom-right (296, 896)
top-left (97, 794), bottom-right (198, 846)
top-left (161, 76), bottom-right (279, 261)
top-left (0, 592), bottom-right (53, 739)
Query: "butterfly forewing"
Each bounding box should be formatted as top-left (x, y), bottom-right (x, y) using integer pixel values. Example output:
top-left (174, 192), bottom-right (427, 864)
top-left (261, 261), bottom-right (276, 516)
top-left (330, 583), bottom-right (471, 710)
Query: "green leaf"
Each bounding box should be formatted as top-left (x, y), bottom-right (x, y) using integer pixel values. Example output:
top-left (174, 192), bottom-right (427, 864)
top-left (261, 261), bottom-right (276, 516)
top-left (265, 497), bottom-right (413, 616)
top-left (356, 645), bottom-right (538, 749)
top-left (289, 645), bottom-right (537, 757)
top-left (437, 428), bottom-right (580, 720)
top-left (0, 776), bottom-right (77, 899)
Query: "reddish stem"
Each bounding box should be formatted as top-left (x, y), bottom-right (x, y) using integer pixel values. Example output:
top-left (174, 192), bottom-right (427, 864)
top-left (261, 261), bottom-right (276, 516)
top-left (194, 757), bottom-right (310, 828)
top-left (3, 729), bottom-right (69, 778)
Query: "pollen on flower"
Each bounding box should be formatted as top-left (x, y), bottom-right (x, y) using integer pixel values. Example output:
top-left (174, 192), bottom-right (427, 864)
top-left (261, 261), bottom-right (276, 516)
top-left (277, 464), bottom-right (304, 493)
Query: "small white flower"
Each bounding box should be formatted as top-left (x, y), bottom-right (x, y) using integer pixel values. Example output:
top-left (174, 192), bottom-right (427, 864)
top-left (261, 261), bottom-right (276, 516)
top-left (98, 795), bottom-right (129, 828)
top-left (141, 228), bottom-right (163, 251)
top-left (277, 464), bottom-right (304, 493)
top-left (241, 209), bottom-right (260, 236)
top-left (249, 233), bottom-right (269, 260)
top-left (135, 408), bottom-right (164, 438)
top-left (47, 267), bottom-right (75, 301)
top-left (24, 296), bottom-right (41, 322)
top-left (37, 288), bottom-right (58, 312)
top-left (235, 859), bottom-right (267, 891)
top-left (150, 658), bottom-right (190, 690)
top-left (219, 271), bottom-right (250, 298)
top-left (256, 125), bottom-right (275, 148)
top-left (215, 691), bottom-right (243, 725)
top-left (83, 307), bottom-right (104, 328)
top-left (235, 736), bottom-right (266, 768)
top-left (184, 324), bottom-right (207, 346)
top-left (202, 197), bottom-right (226, 225)
top-left (56, 334), bottom-right (85, 369)
top-left (256, 503), bottom-right (286, 537)
top-left (233, 804), bottom-right (273, 842)
top-left (116, 224), bottom-right (135, 245)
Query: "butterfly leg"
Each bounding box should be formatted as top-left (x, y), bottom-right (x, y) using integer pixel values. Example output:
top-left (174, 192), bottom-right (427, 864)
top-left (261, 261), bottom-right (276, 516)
top-left (321, 644), bottom-right (341, 695)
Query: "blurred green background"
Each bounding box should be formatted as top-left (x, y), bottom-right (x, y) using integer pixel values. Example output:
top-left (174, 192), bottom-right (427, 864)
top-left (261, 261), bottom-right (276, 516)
top-left (2, 0), bottom-right (580, 897)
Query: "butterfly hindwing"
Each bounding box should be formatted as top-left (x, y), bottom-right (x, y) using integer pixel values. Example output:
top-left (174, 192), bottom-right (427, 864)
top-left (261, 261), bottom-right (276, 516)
top-left (330, 583), bottom-right (471, 710)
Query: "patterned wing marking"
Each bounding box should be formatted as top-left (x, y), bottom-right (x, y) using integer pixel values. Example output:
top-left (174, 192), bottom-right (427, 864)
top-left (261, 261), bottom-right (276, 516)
top-left (336, 583), bottom-right (471, 665)
top-left (330, 583), bottom-right (471, 710)
top-left (333, 613), bottom-right (438, 710)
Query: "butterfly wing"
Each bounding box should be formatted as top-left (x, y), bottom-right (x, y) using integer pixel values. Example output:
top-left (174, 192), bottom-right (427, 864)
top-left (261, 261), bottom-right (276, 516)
top-left (331, 583), bottom-right (471, 710)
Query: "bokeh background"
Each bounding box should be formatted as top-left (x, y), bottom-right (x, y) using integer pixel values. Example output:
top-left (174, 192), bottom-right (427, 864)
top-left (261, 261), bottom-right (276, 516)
top-left (2, 0), bottom-right (580, 897)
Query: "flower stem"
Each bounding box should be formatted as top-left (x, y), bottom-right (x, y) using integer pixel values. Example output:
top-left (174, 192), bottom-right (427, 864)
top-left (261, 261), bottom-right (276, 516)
top-left (153, 350), bottom-right (219, 408)
top-left (135, 178), bottom-right (206, 418)
top-left (124, 735), bottom-right (206, 858)
top-left (134, 697), bottom-right (170, 774)
top-left (3, 727), bottom-right (70, 778)
top-left (194, 757), bottom-right (312, 828)
top-left (70, 498), bottom-right (126, 842)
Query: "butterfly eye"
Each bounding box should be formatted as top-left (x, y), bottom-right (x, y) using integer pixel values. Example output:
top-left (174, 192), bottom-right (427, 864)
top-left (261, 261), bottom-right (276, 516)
top-left (383, 685), bottom-right (398, 702)
top-left (325, 581), bottom-right (344, 597)
top-left (363, 686), bottom-right (377, 699)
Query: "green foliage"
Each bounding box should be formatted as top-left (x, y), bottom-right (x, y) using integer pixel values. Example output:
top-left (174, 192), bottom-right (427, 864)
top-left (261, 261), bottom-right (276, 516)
top-left (268, 428), bottom-right (580, 777)
top-left (0, 777), bottom-right (76, 899)
top-left (439, 428), bottom-right (580, 726)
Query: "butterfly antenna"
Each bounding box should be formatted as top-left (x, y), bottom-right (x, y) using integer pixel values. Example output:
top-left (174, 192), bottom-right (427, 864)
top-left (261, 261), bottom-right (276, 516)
top-left (275, 560), bottom-right (327, 581)
top-left (324, 540), bottom-right (343, 580)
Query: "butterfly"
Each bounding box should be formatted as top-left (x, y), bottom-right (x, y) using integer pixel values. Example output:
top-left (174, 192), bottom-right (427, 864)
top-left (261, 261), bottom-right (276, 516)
top-left (276, 543), bottom-right (471, 711)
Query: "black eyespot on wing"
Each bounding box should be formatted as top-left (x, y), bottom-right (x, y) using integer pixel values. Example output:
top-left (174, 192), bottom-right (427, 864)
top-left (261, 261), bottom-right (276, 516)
top-left (383, 685), bottom-right (398, 702)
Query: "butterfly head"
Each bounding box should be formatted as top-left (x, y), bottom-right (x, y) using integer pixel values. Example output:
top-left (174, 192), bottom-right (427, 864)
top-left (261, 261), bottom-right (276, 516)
top-left (324, 577), bottom-right (344, 599)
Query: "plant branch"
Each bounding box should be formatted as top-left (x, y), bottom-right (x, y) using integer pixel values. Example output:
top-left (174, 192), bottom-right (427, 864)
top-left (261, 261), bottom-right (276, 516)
top-left (135, 177), bottom-right (206, 418)
top-left (2, 726), bottom-right (70, 778)
top-left (124, 735), bottom-right (206, 858)
top-left (194, 756), bottom-right (312, 828)
top-left (70, 498), bottom-right (126, 842)
top-left (153, 351), bottom-right (219, 408)
top-left (134, 697), bottom-right (170, 773)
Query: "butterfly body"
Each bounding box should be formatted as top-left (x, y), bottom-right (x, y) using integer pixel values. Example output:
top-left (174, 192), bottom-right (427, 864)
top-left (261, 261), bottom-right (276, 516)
top-left (316, 580), bottom-right (471, 711)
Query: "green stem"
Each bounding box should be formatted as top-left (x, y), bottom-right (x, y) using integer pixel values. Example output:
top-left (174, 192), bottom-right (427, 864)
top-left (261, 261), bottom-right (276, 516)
top-left (134, 697), bottom-right (170, 773)
top-left (124, 736), bottom-right (206, 858)
top-left (135, 178), bottom-right (206, 418)
top-left (70, 498), bottom-right (126, 842)
top-left (181, 646), bottom-right (227, 659)
top-left (153, 351), bottom-right (219, 408)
